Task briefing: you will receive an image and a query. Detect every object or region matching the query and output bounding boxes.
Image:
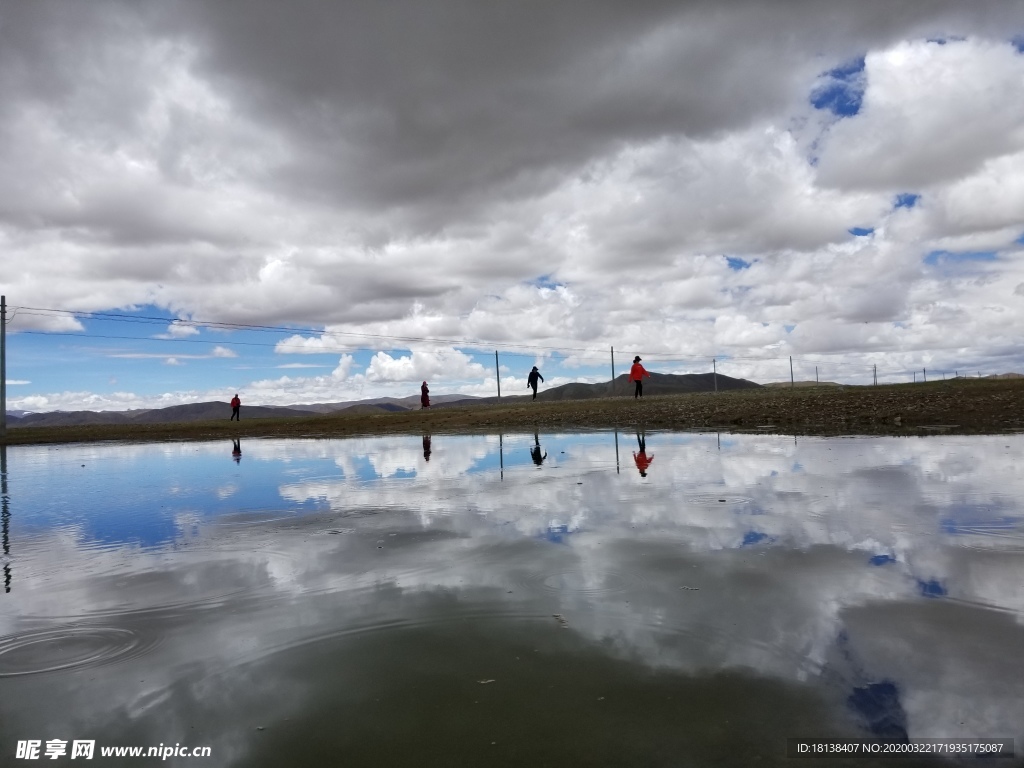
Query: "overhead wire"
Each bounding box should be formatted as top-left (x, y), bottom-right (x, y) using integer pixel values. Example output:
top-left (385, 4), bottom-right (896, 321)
top-left (9, 303), bottom-right (1012, 381)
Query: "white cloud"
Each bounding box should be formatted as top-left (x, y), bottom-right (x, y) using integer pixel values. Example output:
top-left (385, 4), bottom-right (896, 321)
top-left (275, 334), bottom-right (356, 355)
top-left (366, 347), bottom-right (487, 383)
top-left (163, 321), bottom-right (200, 338)
top-left (816, 39), bottom-right (1024, 191)
top-left (332, 354), bottom-right (355, 381)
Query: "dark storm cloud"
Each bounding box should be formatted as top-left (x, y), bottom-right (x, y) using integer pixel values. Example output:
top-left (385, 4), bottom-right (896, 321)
top-left (2, 0), bottom-right (1020, 245)
top-left (143, 0), bottom-right (1020, 229)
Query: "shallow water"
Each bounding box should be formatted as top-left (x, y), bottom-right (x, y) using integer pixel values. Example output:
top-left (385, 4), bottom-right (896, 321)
top-left (1, 432), bottom-right (1023, 766)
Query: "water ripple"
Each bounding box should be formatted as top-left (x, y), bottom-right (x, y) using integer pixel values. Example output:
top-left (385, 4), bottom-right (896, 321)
top-left (0, 625), bottom-right (159, 677)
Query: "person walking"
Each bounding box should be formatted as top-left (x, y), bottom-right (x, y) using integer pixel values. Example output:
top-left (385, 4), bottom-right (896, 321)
top-left (629, 356), bottom-right (651, 399)
top-left (230, 393), bottom-right (241, 420)
top-left (420, 381), bottom-right (431, 409)
top-left (527, 366), bottom-right (544, 400)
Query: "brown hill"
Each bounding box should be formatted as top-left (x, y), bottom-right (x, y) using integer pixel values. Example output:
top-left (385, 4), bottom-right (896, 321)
top-left (537, 372), bottom-right (759, 400)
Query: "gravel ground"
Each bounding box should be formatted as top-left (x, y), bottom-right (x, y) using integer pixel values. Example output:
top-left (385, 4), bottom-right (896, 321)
top-left (4, 378), bottom-right (1023, 446)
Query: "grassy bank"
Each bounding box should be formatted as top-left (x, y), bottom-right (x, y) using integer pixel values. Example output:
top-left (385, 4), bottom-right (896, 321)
top-left (4, 378), bottom-right (1024, 446)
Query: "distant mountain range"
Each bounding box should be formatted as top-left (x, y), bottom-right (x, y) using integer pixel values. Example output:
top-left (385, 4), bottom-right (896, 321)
top-left (3, 372), bottom-right (757, 428)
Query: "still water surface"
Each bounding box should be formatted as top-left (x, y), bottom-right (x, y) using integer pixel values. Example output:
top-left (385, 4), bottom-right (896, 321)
top-left (1, 432), bottom-right (1023, 766)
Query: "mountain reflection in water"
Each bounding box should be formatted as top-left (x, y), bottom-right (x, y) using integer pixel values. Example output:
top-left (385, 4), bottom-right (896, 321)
top-left (1, 433), bottom-right (1022, 766)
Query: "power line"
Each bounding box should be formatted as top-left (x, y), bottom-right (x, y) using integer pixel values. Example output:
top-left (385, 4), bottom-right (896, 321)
top-left (11, 303), bottom-right (1019, 378)
top-left (11, 304), bottom-right (613, 356)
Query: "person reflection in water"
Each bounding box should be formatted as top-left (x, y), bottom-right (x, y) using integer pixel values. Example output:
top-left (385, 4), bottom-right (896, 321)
top-left (530, 432), bottom-right (547, 465)
top-left (633, 430), bottom-right (653, 477)
top-left (420, 381), bottom-right (430, 409)
top-left (422, 434), bottom-right (432, 461)
top-left (231, 438), bottom-right (242, 464)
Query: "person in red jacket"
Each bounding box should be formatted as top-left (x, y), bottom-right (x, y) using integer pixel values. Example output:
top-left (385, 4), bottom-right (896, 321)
top-left (629, 356), bottom-right (650, 399)
top-left (230, 393), bottom-right (241, 421)
top-left (420, 381), bottom-right (431, 409)
top-left (633, 430), bottom-right (653, 477)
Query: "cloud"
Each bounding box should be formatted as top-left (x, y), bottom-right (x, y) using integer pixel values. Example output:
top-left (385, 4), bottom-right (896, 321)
top-left (4, 2), bottom-right (1024, 409)
top-left (275, 334), bottom-right (359, 355)
top-left (366, 347), bottom-right (486, 383)
top-left (816, 39), bottom-right (1024, 190)
top-left (108, 348), bottom-right (237, 360)
top-left (161, 321), bottom-right (200, 338)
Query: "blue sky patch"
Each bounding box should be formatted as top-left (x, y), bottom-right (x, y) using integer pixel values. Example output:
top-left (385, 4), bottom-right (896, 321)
top-left (848, 682), bottom-right (908, 741)
top-left (924, 250), bottom-right (997, 267)
top-left (894, 193), bottom-right (920, 209)
top-left (918, 579), bottom-right (947, 598)
top-left (531, 274), bottom-right (564, 290)
top-left (869, 554), bottom-right (896, 566)
top-left (811, 56), bottom-right (866, 117)
top-left (849, 227), bottom-right (874, 237)
top-left (725, 256), bottom-right (752, 271)
top-left (741, 530), bottom-right (771, 547)
top-left (1011, 36), bottom-right (1024, 53)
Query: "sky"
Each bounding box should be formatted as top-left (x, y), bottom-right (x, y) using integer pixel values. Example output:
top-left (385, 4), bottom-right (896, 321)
top-left (2, 1), bottom-right (1024, 412)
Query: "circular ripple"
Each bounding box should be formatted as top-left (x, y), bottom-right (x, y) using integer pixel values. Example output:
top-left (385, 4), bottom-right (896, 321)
top-left (0, 626), bottom-right (154, 677)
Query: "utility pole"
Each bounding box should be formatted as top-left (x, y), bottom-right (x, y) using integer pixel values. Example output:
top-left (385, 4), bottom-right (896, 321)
top-left (923, 368), bottom-right (927, 383)
top-left (610, 347), bottom-right (615, 384)
top-left (495, 350), bottom-right (501, 398)
top-left (1, 295), bottom-right (6, 440)
top-left (815, 365), bottom-right (818, 384)
top-left (789, 356), bottom-right (794, 388)
top-left (873, 364), bottom-right (877, 386)
top-left (713, 358), bottom-right (717, 393)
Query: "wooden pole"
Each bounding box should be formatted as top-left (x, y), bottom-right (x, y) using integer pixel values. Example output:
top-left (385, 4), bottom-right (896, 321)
top-left (790, 356), bottom-right (794, 388)
top-left (1, 296), bottom-right (6, 440)
top-left (713, 358), bottom-right (717, 393)
top-left (495, 350), bottom-right (501, 398)
top-left (611, 346), bottom-right (615, 384)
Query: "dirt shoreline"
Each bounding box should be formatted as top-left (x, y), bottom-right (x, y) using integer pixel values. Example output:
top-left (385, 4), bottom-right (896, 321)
top-left (4, 378), bottom-right (1024, 446)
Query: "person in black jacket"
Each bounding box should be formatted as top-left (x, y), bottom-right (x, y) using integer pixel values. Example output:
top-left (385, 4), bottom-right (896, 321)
top-left (527, 366), bottom-right (544, 400)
